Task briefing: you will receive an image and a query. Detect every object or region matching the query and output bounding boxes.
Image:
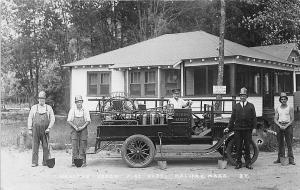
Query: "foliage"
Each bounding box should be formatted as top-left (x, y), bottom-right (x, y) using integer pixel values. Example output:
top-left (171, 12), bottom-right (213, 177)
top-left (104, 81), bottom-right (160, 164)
top-left (2, 0), bottom-right (299, 113)
top-left (242, 0), bottom-right (300, 45)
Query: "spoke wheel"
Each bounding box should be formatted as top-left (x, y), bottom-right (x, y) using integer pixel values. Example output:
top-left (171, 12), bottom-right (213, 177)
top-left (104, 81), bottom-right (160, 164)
top-left (121, 135), bottom-right (155, 168)
top-left (226, 138), bottom-right (259, 166)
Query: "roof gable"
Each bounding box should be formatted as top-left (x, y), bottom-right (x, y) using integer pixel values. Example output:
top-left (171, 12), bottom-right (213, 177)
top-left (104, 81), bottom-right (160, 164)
top-left (251, 43), bottom-right (299, 61)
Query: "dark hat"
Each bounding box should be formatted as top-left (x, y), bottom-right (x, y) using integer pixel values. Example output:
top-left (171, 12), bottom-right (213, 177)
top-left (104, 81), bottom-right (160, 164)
top-left (171, 88), bottom-right (180, 94)
top-left (279, 92), bottom-right (288, 103)
top-left (239, 87), bottom-right (248, 96)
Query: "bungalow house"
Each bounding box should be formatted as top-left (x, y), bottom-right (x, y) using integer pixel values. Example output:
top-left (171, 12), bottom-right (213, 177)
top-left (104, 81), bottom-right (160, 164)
top-left (63, 31), bottom-right (299, 117)
top-left (251, 43), bottom-right (300, 110)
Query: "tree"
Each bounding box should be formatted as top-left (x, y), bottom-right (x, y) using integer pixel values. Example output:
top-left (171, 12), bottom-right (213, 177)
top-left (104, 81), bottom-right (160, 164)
top-left (242, 0), bottom-right (300, 45)
top-left (215, 0), bottom-right (226, 113)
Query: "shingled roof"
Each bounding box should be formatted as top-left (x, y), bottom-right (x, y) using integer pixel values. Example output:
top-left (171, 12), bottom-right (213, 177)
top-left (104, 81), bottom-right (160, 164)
top-left (63, 30), bottom-right (291, 68)
top-left (251, 43), bottom-right (299, 61)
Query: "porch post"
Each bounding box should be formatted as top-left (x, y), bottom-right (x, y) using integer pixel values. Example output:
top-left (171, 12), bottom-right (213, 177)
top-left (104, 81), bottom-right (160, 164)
top-left (293, 70), bottom-right (296, 92)
top-left (157, 67), bottom-right (161, 98)
top-left (69, 67), bottom-right (72, 109)
top-left (275, 72), bottom-right (278, 93)
top-left (181, 62), bottom-right (184, 96)
top-left (205, 66), bottom-right (209, 94)
top-left (126, 69), bottom-right (129, 94)
top-left (229, 64), bottom-right (236, 95)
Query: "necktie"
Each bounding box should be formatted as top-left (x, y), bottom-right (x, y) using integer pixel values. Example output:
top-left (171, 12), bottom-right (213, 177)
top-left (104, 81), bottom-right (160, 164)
top-left (243, 102), bottom-right (245, 108)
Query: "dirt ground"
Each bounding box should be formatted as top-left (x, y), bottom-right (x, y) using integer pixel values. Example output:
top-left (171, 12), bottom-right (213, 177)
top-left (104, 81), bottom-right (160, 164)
top-left (1, 145), bottom-right (300, 190)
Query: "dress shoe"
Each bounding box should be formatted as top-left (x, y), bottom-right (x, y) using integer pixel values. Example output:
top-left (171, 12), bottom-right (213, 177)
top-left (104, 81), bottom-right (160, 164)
top-left (273, 160), bottom-right (280, 164)
top-left (235, 164), bottom-right (242, 169)
top-left (246, 164), bottom-right (253, 169)
top-left (289, 161), bottom-right (296, 165)
top-left (31, 164), bottom-right (38, 167)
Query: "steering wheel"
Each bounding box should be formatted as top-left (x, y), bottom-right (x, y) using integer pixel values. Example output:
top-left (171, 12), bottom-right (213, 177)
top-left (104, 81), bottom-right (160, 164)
top-left (101, 96), bottom-right (137, 120)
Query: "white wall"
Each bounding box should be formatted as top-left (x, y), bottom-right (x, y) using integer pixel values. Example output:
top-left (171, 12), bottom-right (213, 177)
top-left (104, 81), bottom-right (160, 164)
top-left (70, 67), bottom-right (124, 111)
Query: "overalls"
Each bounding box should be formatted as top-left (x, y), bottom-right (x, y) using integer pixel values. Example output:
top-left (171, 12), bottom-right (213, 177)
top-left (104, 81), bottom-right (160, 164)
top-left (71, 112), bottom-right (88, 165)
top-left (32, 105), bottom-right (50, 165)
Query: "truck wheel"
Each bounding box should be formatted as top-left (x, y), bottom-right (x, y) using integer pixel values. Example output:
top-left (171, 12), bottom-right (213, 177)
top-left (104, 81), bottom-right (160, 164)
top-left (226, 138), bottom-right (259, 166)
top-left (121, 135), bottom-right (156, 168)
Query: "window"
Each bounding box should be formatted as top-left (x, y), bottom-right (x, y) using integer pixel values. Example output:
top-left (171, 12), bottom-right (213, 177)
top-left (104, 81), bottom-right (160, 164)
top-left (130, 71), bottom-right (141, 96)
top-left (100, 73), bottom-right (110, 95)
top-left (165, 70), bottom-right (180, 96)
top-left (87, 72), bottom-right (110, 96)
top-left (192, 65), bottom-right (229, 96)
top-left (145, 70), bottom-right (156, 96)
top-left (277, 71), bottom-right (293, 93)
top-left (129, 70), bottom-right (157, 97)
top-left (194, 67), bottom-right (206, 95)
top-left (291, 57), bottom-right (295, 63)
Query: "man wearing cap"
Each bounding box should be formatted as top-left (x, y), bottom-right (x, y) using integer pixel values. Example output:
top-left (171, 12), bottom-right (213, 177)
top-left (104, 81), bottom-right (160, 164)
top-left (67, 95), bottom-right (91, 167)
top-left (273, 92), bottom-right (295, 165)
top-left (28, 91), bottom-right (55, 167)
top-left (224, 87), bottom-right (257, 169)
top-left (168, 89), bottom-right (192, 109)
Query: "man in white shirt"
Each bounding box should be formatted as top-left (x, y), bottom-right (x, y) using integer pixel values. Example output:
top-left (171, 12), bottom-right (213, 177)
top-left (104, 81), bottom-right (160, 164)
top-left (28, 91), bottom-right (55, 167)
top-left (168, 89), bottom-right (192, 109)
top-left (67, 95), bottom-right (91, 167)
top-left (273, 92), bottom-right (295, 165)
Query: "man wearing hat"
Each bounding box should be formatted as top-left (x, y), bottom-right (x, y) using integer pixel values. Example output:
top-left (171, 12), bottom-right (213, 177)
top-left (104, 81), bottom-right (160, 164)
top-left (28, 91), bottom-right (55, 167)
top-left (273, 92), bottom-right (295, 165)
top-left (168, 88), bottom-right (192, 109)
top-left (67, 95), bottom-right (91, 167)
top-left (224, 87), bottom-right (257, 169)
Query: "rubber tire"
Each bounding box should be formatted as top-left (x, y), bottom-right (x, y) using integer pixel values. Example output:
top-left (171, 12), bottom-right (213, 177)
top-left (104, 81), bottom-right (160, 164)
top-left (226, 138), bottom-right (259, 166)
top-left (121, 134), bottom-right (156, 168)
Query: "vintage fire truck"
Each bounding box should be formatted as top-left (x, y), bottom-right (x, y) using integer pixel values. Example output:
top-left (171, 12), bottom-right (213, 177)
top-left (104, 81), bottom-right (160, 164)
top-left (89, 93), bottom-right (260, 168)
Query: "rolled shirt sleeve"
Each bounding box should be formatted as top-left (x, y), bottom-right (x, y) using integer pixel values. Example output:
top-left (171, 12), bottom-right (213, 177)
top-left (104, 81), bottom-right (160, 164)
top-left (47, 105), bottom-right (55, 129)
top-left (67, 107), bottom-right (75, 122)
top-left (84, 108), bottom-right (91, 122)
top-left (27, 105), bottom-right (36, 130)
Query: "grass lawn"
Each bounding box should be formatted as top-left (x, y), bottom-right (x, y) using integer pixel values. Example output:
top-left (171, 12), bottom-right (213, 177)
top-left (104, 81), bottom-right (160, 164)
top-left (1, 110), bottom-right (300, 150)
top-left (1, 111), bottom-right (100, 149)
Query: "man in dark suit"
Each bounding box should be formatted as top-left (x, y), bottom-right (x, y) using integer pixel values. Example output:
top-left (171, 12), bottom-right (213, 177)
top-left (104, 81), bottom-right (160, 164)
top-left (224, 87), bottom-right (257, 169)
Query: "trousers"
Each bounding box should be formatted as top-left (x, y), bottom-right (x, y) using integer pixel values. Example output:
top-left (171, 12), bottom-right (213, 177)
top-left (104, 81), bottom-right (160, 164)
top-left (234, 129), bottom-right (252, 165)
top-left (276, 125), bottom-right (294, 162)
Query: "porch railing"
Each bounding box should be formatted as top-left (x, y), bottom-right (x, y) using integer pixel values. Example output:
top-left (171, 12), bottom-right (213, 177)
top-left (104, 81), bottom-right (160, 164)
top-left (88, 97), bottom-right (238, 116)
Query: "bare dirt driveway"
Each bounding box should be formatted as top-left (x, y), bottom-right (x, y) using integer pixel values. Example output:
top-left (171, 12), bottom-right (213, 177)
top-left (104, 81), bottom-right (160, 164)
top-left (1, 146), bottom-right (300, 190)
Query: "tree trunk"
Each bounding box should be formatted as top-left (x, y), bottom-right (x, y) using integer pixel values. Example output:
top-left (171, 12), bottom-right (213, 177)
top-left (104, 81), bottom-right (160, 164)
top-left (217, 0), bottom-right (225, 87)
top-left (216, 0), bottom-right (226, 113)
